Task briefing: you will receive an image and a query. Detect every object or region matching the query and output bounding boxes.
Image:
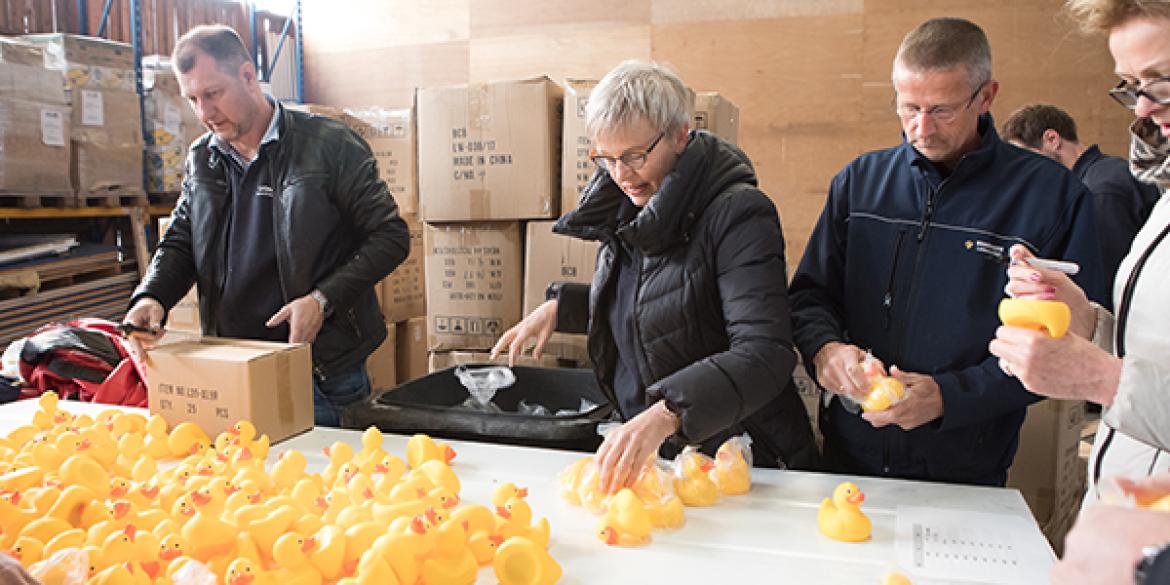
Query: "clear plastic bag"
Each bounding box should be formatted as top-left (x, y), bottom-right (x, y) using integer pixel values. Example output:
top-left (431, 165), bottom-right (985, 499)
top-left (840, 351), bottom-right (906, 413)
top-left (671, 446), bottom-right (719, 507)
top-left (454, 365), bottom-right (515, 406)
top-left (170, 558), bottom-right (217, 585)
top-left (27, 548), bottom-right (88, 585)
top-left (518, 399), bottom-right (550, 417)
top-left (714, 434), bottom-right (753, 496)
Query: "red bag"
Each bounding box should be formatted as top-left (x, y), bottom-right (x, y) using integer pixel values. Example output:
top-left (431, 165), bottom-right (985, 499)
top-left (18, 318), bottom-right (148, 407)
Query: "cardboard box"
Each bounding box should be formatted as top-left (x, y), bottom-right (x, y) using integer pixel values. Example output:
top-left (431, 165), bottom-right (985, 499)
top-left (692, 92), bottom-right (739, 145)
top-left (417, 77), bottom-right (563, 221)
top-left (348, 106), bottom-right (418, 215)
top-left (1007, 398), bottom-right (1086, 551)
top-left (146, 336), bottom-right (314, 443)
top-left (522, 220), bottom-right (597, 363)
top-left (428, 350), bottom-right (564, 372)
top-left (158, 217), bottom-right (201, 333)
top-left (396, 316), bottom-right (428, 385)
top-left (0, 98), bottom-right (72, 194)
top-left (0, 39), bottom-right (68, 105)
top-left (366, 321), bottom-right (397, 393)
top-left (143, 64), bottom-right (205, 194)
top-left (561, 79), bottom-right (598, 214)
top-left (24, 34), bottom-right (143, 197)
top-left (289, 103), bottom-right (418, 215)
top-left (423, 221), bottom-right (522, 351)
top-left (380, 213), bottom-right (426, 322)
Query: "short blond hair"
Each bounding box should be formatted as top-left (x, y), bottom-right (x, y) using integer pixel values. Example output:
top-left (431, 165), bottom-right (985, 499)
top-left (1066, 0), bottom-right (1170, 34)
top-left (586, 60), bottom-right (692, 140)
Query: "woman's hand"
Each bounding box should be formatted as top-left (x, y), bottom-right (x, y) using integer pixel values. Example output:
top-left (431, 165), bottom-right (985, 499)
top-left (490, 300), bottom-right (558, 367)
top-left (596, 400), bottom-right (680, 494)
top-left (1004, 244), bottom-right (1096, 339)
top-left (989, 323), bottom-right (1122, 406)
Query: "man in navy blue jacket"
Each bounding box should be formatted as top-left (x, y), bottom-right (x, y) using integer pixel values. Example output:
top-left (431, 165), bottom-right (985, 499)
top-left (789, 17), bottom-right (1107, 486)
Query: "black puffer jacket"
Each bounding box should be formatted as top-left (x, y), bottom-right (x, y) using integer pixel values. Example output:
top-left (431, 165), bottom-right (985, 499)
top-left (132, 107), bottom-right (409, 379)
top-left (552, 130), bottom-right (817, 469)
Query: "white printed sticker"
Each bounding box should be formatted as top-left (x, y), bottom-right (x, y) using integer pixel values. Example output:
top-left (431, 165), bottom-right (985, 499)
top-left (41, 109), bottom-right (65, 146)
top-left (164, 103), bottom-right (182, 135)
top-left (81, 89), bottom-right (104, 126)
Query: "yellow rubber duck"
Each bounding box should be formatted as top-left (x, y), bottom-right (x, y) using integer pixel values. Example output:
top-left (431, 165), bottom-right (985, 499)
top-left (422, 518), bottom-right (478, 585)
top-left (271, 533), bottom-right (323, 585)
top-left (246, 505), bottom-right (299, 556)
top-left (862, 376), bottom-right (907, 412)
top-left (271, 450), bottom-right (308, 492)
top-left (451, 503), bottom-right (495, 536)
top-left (6, 535), bottom-right (44, 565)
top-left (645, 495), bottom-right (685, 529)
top-left (417, 459), bottom-right (461, 495)
top-left (406, 434), bottom-right (456, 470)
top-left (354, 427), bottom-right (387, 471)
top-left (322, 442), bottom-right (355, 486)
top-left (672, 448), bottom-right (719, 507)
top-left (597, 488), bottom-right (652, 547)
top-left (714, 437), bottom-right (753, 496)
top-left (882, 571), bottom-right (913, 585)
top-left (496, 497), bottom-right (551, 549)
top-left (998, 298), bottom-right (1071, 338)
top-left (143, 415), bottom-right (173, 460)
top-left (226, 557), bottom-right (274, 585)
top-left (557, 458), bottom-right (590, 506)
top-left (468, 530), bottom-right (505, 565)
top-left (492, 482), bottom-right (529, 508)
top-left (181, 494), bottom-right (237, 561)
top-left (167, 422), bottom-right (210, 459)
top-left (349, 548), bottom-right (401, 585)
top-left (58, 453), bottom-right (110, 498)
top-left (818, 481), bottom-right (872, 542)
top-left (370, 531), bottom-right (426, 585)
top-left (43, 528), bottom-right (85, 557)
top-left (493, 536), bottom-right (562, 585)
top-left (309, 524), bottom-right (347, 581)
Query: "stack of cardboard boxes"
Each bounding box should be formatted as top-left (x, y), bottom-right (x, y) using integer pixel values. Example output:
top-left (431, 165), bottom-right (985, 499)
top-left (0, 38), bottom-right (71, 196)
top-left (142, 59), bottom-right (206, 195)
top-left (24, 34), bottom-right (145, 200)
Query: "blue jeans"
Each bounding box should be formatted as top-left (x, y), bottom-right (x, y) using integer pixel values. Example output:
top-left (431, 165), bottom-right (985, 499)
top-left (313, 364), bottom-right (371, 427)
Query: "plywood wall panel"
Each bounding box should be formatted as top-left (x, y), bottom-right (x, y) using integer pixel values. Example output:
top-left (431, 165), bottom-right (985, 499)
top-left (303, 0), bottom-right (469, 53)
top-left (304, 41), bottom-right (469, 108)
top-left (470, 23), bottom-right (650, 83)
top-left (470, 0), bottom-right (649, 36)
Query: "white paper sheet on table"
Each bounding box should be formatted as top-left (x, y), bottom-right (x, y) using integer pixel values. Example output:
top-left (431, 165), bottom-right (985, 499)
top-left (895, 505), bottom-right (1052, 584)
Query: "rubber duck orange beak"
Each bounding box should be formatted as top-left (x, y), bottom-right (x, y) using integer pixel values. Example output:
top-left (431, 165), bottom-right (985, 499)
top-left (227, 573), bottom-right (254, 585)
top-left (604, 526), bottom-right (618, 546)
top-left (342, 559), bottom-right (358, 577)
top-left (159, 548), bottom-right (181, 561)
top-left (516, 487), bottom-right (529, 498)
top-left (110, 485), bottom-right (128, 498)
top-left (489, 534), bottom-right (504, 546)
top-left (113, 501), bottom-right (131, 519)
top-left (238, 448), bottom-right (253, 461)
top-left (78, 438), bottom-right (91, 450)
top-left (496, 505), bottom-right (511, 519)
top-left (847, 491), bottom-right (865, 505)
top-left (699, 460), bottom-right (715, 473)
top-left (445, 494), bottom-right (461, 508)
top-left (6, 550), bottom-right (20, 561)
top-left (302, 536), bottom-right (317, 553)
top-left (444, 446), bottom-right (456, 463)
top-left (323, 447), bottom-right (331, 457)
top-left (362, 488), bottom-right (374, 500)
top-left (315, 496), bottom-right (327, 510)
top-left (140, 485), bottom-right (159, 499)
top-left (187, 443), bottom-right (202, 456)
top-left (191, 492), bottom-right (211, 507)
top-left (410, 516), bottom-right (427, 535)
top-left (123, 524), bottom-right (137, 540)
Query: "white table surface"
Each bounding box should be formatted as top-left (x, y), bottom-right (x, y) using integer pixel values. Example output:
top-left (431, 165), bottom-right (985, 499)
top-left (0, 399), bottom-right (1055, 584)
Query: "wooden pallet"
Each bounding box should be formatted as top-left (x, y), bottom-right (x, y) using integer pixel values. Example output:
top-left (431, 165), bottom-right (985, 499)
top-left (0, 192), bottom-right (76, 209)
top-left (0, 248), bottom-right (132, 296)
top-left (78, 191), bottom-right (149, 208)
top-left (148, 192), bottom-right (181, 206)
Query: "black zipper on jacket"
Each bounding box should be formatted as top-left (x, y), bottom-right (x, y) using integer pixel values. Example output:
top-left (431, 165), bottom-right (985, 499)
top-left (917, 183), bottom-right (938, 242)
top-left (883, 231), bottom-right (907, 331)
top-left (1092, 218), bottom-right (1170, 488)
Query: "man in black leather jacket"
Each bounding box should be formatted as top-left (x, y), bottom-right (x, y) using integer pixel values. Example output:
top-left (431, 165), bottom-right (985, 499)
top-left (125, 25), bottom-right (409, 426)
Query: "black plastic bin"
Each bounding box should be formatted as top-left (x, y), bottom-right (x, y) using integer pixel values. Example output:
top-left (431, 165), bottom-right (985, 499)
top-left (341, 364), bottom-right (613, 452)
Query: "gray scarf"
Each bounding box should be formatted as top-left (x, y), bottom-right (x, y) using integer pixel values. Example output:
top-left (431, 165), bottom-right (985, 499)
top-left (1130, 117), bottom-right (1170, 189)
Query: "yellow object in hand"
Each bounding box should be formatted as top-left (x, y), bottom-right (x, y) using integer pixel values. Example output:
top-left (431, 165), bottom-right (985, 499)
top-left (861, 377), bottom-right (907, 413)
top-left (998, 298), bottom-right (1071, 338)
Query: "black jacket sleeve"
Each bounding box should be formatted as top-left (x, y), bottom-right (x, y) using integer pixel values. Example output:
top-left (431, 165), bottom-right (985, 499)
top-left (645, 191), bottom-right (798, 443)
top-left (129, 153), bottom-right (201, 318)
top-left (316, 130), bottom-right (410, 308)
top-left (553, 282), bottom-right (591, 335)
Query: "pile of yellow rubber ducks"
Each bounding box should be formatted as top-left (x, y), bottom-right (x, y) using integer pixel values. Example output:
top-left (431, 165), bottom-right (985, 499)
top-left (557, 435), bottom-right (754, 547)
top-left (0, 391), bottom-right (562, 585)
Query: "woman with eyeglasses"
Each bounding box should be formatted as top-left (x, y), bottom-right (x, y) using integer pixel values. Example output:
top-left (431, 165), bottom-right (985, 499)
top-left (491, 60), bottom-right (817, 493)
top-left (990, 0), bottom-right (1170, 508)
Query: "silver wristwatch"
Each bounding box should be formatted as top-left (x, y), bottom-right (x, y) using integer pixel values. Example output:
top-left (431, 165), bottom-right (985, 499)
top-left (309, 289), bottom-right (330, 315)
top-left (1136, 543), bottom-right (1170, 585)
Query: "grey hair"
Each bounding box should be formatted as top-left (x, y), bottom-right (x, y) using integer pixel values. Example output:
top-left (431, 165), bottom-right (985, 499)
top-left (891, 17), bottom-right (992, 91)
top-left (586, 60), bottom-right (692, 140)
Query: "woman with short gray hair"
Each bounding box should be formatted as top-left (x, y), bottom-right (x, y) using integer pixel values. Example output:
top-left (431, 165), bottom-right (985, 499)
top-left (494, 60), bottom-right (817, 492)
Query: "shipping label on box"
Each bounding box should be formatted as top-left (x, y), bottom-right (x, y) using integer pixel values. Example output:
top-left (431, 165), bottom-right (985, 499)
top-left (693, 92), bottom-right (740, 146)
top-left (348, 106), bottom-right (418, 215)
top-left (147, 336), bottom-right (314, 443)
top-left (367, 321), bottom-right (397, 393)
top-left (417, 77), bottom-right (563, 221)
top-left (522, 220), bottom-right (597, 363)
top-left (424, 221), bottom-right (522, 351)
top-left (561, 79), bottom-right (598, 214)
top-left (0, 98), bottom-right (72, 193)
top-left (396, 316), bottom-right (428, 385)
top-left (380, 213), bottom-right (426, 322)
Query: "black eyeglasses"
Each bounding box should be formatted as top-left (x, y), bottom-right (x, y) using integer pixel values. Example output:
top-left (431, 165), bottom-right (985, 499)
top-left (591, 133), bottom-right (665, 172)
top-left (1109, 77), bottom-right (1170, 110)
top-left (894, 82), bottom-right (986, 124)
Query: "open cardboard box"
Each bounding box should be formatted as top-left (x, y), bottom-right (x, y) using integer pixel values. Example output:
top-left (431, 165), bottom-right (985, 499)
top-left (146, 334), bottom-right (314, 443)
